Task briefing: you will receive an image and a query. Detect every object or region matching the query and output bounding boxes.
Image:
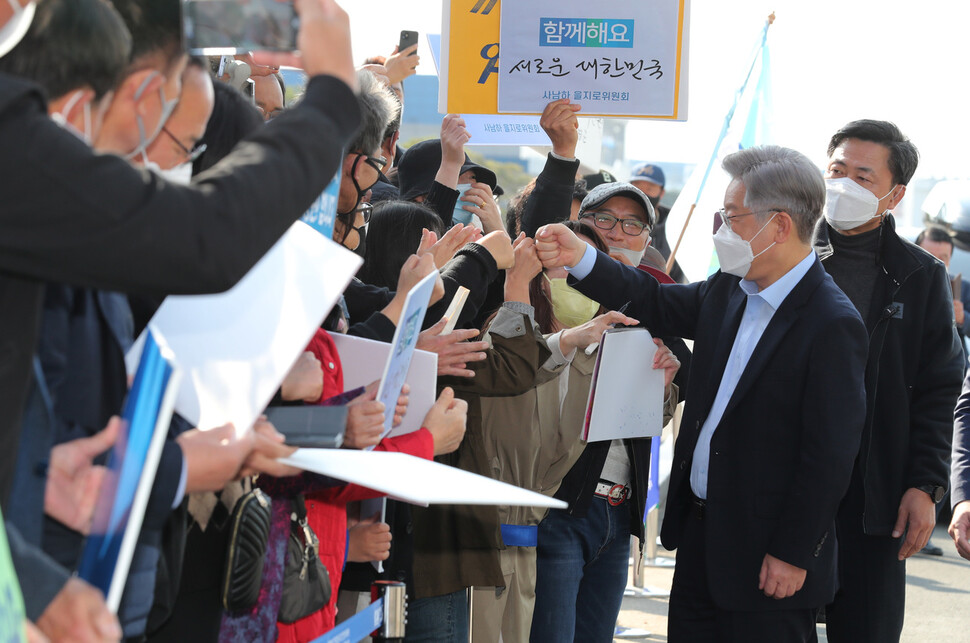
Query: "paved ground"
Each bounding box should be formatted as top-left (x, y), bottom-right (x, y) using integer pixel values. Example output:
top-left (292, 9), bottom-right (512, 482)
top-left (614, 525), bottom-right (970, 642)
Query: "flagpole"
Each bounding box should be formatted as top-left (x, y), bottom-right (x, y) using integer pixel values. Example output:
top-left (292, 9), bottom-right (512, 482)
top-left (665, 12), bottom-right (776, 275)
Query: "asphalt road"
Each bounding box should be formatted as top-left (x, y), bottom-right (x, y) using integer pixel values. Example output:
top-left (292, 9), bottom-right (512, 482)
top-left (615, 524), bottom-right (970, 642)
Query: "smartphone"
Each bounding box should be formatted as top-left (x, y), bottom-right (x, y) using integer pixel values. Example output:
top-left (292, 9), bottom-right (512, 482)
top-left (264, 406), bottom-right (347, 449)
top-left (183, 0), bottom-right (299, 55)
top-left (399, 30), bottom-right (419, 56)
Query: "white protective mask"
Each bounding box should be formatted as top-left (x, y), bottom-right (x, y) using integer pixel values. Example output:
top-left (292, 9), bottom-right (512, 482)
top-left (0, 0), bottom-right (34, 59)
top-left (823, 177), bottom-right (897, 232)
top-left (712, 212), bottom-right (777, 278)
top-left (609, 245), bottom-right (646, 266)
top-left (50, 90), bottom-right (92, 145)
top-left (155, 162), bottom-right (193, 186)
top-left (125, 71), bottom-right (180, 164)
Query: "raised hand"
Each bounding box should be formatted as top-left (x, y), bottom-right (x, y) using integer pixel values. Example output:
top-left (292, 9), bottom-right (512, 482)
top-left (539, 99), bottom-right (582, 158)
top-left (475, 230), bottom-right (515, 270)
top-left (417, 318), bottom-right (488, 378)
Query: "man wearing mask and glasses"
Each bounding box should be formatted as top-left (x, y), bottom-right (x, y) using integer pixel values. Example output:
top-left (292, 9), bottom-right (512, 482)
top-left (535, 145), bottom-right (868, 642)
top-left (816, 120), bottom-right (964, 643)
top-left (333, 69), bottom-right (399, 256)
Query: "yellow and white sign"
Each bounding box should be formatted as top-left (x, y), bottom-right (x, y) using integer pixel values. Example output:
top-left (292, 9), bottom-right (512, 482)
top-left (439, 0), bottom-right (690, 120)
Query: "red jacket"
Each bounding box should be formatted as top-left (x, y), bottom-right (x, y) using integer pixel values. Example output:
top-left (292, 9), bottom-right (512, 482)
top-left (276, 330), bottom-right (434, 642)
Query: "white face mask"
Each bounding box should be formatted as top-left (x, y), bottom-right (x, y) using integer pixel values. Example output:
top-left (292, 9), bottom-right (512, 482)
top-left (0, 0), bottom-right (34, 59)
top-left (155, 161), bottom-right (192, 186)
top-left (50, 89), bottom-right (92, 145)
top-left (712, 212), bottom-right (777, 279)
top-left (125, 71), bottom-right (180, 164)
top-left (609, 245), bottom-right (646, 266)
top-left (823, 177), bottom-right (897, 232)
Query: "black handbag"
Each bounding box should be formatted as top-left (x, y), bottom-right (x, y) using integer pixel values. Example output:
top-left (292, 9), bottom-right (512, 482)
top-left (278, 494), bottom-right (332, 624)
top-left (220, 488), bottom-right (272, 612)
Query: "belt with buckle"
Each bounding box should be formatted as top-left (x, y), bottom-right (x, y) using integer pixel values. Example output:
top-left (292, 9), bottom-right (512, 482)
top-left (594, 479), bottom-right (630, 506)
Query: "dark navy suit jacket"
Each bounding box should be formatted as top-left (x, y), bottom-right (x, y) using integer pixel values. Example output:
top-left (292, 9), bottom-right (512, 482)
top-left (570, 249), bottom-right (868, 611)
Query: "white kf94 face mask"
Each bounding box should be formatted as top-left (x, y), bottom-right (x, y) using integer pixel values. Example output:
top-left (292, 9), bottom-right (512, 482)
top-left (712, 212), bottom-right (777, 279)
top-left (823, 177), bottom-right (896, 232)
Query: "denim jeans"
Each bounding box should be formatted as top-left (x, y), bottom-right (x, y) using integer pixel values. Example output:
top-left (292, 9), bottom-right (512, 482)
top-left (405, 588), bottom-right (469, 643)
top-left (530, 496), bottom-right (631, 643)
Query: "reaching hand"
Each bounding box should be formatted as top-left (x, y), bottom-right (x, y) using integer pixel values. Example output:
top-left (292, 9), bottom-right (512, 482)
top-left (539, 99), bottom-right (582, 158)
top-left (422, 387), bottom-right (468, 455)
top-left (384, 254), bottom-right (445, 324)
top-left (652, 338), bottom-right (681, 389)
top-left (417, 224), bottom-right (481, 270)
top-left (45, 418), bottom-right (121, 534)
top-left (239, 419), bottom-right (301, 477)
top-left (363, 380), bottom-right (410, 428)
top-left (559, 310), bottom-right (639, 353)
top-left (346, 513), bottom-right (393, 562)
top-left (507, 234), bottom-right (543, 284)
top-left (384, 44), bottom-right (420, 84)
top-left (178, 423), bottom-right (253, 493)
top-left (475, 230), bottom-right (515, 270)
top-left (280, 351), bottom-right (324, 403)
top-left (417, 318), bottom-right (488, 378)
top-left (535, 224), bottom-right (588, 269)
top-left (343, 387), bottom-right (387, 449)
top-left (36, 578), bottom-right (122, 643)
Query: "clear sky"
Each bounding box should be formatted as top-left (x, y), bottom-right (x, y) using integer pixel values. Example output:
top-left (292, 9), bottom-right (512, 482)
top-left (346, 0), bottom-right (970, 181)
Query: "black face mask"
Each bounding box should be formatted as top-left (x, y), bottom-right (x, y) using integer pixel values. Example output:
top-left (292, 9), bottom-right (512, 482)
top-left (647, 195), bottom-right (661, 209)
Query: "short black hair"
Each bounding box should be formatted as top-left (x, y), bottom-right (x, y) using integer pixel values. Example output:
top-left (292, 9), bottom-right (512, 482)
top-left (110, 0), bottom-right (184, 73)
top-left (0, 0), bottom-right (131, 99)
top-left (916, 225), bottom-right (953, 249)
top-left (827, 119), bottom-right (919, 186)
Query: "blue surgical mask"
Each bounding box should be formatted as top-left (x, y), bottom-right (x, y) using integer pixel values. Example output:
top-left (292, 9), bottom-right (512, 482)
top-left (452, 183), bottom-right (479, 227)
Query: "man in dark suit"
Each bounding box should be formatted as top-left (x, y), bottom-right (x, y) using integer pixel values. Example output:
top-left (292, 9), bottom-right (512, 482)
top-left (536, 145), bottom-right (868, 642)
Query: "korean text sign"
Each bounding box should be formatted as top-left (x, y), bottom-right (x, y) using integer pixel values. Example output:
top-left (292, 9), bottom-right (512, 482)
top-left (498, 1), bottom-right (689, 119)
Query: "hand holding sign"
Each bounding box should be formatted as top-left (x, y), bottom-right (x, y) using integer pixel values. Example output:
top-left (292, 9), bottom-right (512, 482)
top-left (540, 99), bottom-right (582, 158)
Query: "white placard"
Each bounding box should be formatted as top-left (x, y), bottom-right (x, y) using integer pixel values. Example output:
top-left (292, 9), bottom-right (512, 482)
top-left (330, 333), bottom-right (437, 439)
top-left (282, 449), bottom-right (568, 509)
top-left (126, 222), bottom-right (361, 435)
top-left (584, 327), bottom-right (665, 442)
top-left (498, 1), bottom-right (689, 119)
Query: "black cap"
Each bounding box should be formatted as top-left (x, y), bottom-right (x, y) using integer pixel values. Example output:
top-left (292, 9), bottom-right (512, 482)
top-left (398, 139), bottom-right (498, 202)
top-left (583, 170), bottom-right (617, 191)
top-left (579, 182), bottom-right (656, 227)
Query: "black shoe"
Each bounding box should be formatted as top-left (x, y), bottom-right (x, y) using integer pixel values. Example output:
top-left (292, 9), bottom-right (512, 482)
top-left (919, 541), bottom-right (944, 556)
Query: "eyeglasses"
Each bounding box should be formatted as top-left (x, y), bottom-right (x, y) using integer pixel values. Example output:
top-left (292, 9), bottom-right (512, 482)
top-left (716, 208), bottom-right (780, 229)
top-left (581, 211), bottom-right (650, 236)
top-left (162, 126), bottom-right (207, 163)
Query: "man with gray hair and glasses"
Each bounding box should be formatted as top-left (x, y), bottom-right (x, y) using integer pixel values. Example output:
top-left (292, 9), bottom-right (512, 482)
top-left (535, 145), bottom-right (868, 642)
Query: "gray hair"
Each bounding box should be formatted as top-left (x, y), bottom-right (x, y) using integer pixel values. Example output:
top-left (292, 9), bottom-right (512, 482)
top-left (721, 145), bottom-right (825, 243)
top-left (350, 69), bottom-right (401, 156)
